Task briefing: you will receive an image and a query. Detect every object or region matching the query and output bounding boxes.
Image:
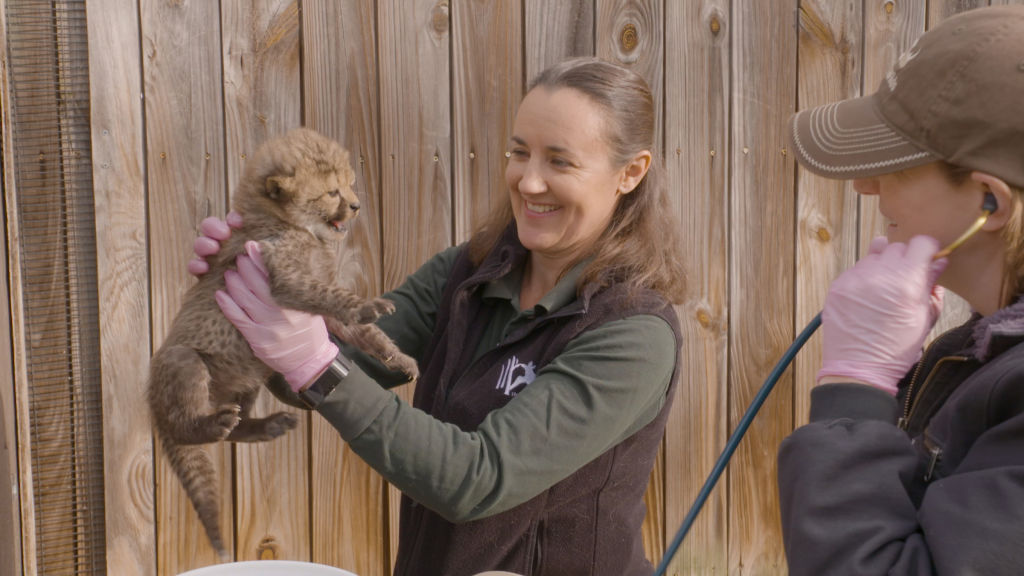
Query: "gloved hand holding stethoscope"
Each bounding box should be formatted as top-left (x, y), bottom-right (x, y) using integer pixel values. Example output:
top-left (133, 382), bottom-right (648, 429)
top-left (817, 235), bottom-right (948, 396)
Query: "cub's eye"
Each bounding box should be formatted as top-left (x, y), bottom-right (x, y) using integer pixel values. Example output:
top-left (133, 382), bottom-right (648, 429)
top-left (327, 190), bottom-right (340, 198)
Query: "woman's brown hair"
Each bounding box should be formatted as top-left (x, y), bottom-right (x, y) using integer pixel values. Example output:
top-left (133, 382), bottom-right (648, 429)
top-left (467, 57), bottom-right (687, 304)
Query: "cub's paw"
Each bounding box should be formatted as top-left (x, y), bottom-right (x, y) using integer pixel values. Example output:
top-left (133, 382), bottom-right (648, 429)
top-left (387, 353), bottom-right (420, 383)
top-left (262, 412), bottom-right (299, 438)
top-left (210, 404), bottom-right (242, 439)
top-left (356, 298), bottom-right (396, 324)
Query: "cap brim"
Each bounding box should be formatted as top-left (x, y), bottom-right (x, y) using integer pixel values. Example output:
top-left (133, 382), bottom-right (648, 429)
top-left (790, 96), bottom-right (937, 180)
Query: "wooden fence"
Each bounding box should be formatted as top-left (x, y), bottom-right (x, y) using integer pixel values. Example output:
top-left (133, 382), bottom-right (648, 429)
top-left (3, 0), bottom-right (1019, 574)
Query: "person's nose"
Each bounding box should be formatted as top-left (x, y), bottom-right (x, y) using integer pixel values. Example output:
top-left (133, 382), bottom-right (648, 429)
top-left (517, 159), bottom-right (547, 195)
top-left (852, 177), bottom-right (879, 196)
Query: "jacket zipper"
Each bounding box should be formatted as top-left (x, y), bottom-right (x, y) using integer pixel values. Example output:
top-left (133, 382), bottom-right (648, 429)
top-left (898, 330), bottom-right (957, 430)
top-left (899, 355), bottom-right (968, 430)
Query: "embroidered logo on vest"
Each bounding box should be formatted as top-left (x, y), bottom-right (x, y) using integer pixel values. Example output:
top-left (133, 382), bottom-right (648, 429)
top-left (496, 355), bottom-right (536, 396)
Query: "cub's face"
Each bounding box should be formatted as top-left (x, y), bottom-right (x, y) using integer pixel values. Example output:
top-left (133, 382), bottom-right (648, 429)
top-left (270, 163), bottom-right (360, 237)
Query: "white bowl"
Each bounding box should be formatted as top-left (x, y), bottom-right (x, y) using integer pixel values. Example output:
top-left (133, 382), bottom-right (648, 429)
top-left (177, 560), bottom-right (356, 576)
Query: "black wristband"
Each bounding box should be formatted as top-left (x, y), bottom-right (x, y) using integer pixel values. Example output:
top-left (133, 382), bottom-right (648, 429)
top-left (297, 350), bottom-right (353, 410)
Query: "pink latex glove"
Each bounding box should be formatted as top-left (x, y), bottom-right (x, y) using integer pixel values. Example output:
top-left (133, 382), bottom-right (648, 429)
top-left (216, 241), bottom-right (338, 392)
top-left (188, 211), bottom-right (244, 276)
top-left (817, 235), bottom-right (947, 395)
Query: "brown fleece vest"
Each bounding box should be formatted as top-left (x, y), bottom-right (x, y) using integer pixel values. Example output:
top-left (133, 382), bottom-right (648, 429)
top-left (393, 228), bottom-right (682, 576)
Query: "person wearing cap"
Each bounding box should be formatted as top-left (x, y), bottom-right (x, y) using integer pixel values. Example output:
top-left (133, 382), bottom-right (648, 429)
top-left (779, 5), bottom-right (1024, 575)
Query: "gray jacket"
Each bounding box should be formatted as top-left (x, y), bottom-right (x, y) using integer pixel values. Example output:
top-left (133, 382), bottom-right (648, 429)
top-left (778, 300), bottom-right (1024, 575)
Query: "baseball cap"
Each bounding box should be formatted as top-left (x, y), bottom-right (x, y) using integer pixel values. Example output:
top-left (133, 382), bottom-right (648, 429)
top-left (790, 5), bottom-right (1024, 189)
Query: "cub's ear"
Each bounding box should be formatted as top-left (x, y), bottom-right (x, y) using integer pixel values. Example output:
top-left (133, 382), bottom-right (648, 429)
top-left (265, 175), bottom-right (294, 201)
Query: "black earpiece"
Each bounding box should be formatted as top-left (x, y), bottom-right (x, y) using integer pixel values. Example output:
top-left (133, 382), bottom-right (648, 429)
top-left (983, 192), bottom-right (998, 213)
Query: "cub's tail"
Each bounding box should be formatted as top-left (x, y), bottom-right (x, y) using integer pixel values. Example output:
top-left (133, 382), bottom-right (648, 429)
top-left (161, 438), bottom-right (229, 561)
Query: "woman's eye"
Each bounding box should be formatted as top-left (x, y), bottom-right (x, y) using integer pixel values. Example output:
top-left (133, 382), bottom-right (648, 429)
top-left (509, 148), bottom-right (528, 158)
top-left (551, 157), bottom-right (570, 168)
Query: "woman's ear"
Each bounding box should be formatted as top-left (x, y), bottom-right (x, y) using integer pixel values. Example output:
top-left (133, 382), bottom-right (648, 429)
top-left (972, 171), bottom-right (1013, 231)
top-left (618, 150), bottom-right (652, 195)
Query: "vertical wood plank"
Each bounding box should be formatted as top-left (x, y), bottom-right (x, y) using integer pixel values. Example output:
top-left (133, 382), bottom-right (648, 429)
top-left (86, 0), bottom-right (156, 573)
top-left (0, 212), bottom-right (19, 576)
top-left (595, 0), bottom-right (666, 563)
top-left (0, 4), bottom-right (24, 571)
top-left (221, 0), bottom-right (308, 562)
top-left (140, 0), bottom-right (230, 572)
top-left (663, 1), bottom-right (729, 572)
top-left (793, 0), bottom-right (862, 425)
top-left (377, 0), bottom-right (453, 568)
top-left (301, 2), bottom-right (388, 574)
top-left (728, 2), bottom-right (796, 573)
top-left (525, 0), bottom-right (595, 82)
top-left (596, 0), bottom-right (664, 151)
top-left (450, 0), bottom-right (523, 243)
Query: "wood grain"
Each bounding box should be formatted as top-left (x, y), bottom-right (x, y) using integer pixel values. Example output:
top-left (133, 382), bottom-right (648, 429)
top-left (451, 0), bottom-right (523, 243)
top-left (87, 0), bottom-right (155, 573)
top-left (663, 1), bottom-right (730, 572)
top-left (597, 0), bottom-right (664, 149)
top-left (596, 0), bottom-right (667, 564)
top-left (525, 0), bottom-right (594, 83)
top-left (140, 0), bottom-right (231, 571)
top-left (302, 1), bottom-right (388, 574)
top-left (377, 0), bottom-right (454, 568)
top-left (793, 0), bottom-right (862, 425)
top-left (221, 0), bottom-right (309, 563)
top-left (727, 2), bottom-right (797, 573)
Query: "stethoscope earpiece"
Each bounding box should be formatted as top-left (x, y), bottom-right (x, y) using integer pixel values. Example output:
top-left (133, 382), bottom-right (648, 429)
top-left (983, 192), bottom-right (998, 213)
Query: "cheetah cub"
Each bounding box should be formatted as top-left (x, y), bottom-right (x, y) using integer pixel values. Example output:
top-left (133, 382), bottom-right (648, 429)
top-left (147, 127), bottom-right (417, 560)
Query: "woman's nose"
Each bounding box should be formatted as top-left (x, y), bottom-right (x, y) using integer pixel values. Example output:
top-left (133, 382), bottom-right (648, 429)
top-left (852, 177), bottom-right (879, 196)
top-left (517, 161), bottom-right (546, 194)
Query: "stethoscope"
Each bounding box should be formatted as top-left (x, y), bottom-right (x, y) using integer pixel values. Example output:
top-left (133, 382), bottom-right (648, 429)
top-left (652, 193), bottom-right (997, 574)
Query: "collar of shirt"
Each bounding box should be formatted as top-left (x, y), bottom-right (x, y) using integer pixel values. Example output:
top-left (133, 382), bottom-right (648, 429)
top-left (481, 258), bottom-right (588, 316)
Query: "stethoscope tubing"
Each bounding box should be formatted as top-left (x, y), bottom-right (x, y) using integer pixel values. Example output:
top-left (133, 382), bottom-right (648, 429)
top-left (653, 203), bottom-right (995, 573)
top-left (652, 312), bottom-right (822, 576)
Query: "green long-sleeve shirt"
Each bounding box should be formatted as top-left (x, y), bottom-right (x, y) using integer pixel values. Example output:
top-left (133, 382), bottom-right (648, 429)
top-left (316, 245), bottom-right (677, 522)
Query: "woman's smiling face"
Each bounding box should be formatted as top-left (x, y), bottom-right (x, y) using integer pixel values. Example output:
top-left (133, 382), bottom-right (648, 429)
top-left (505, 86), bottom-right (629, 264)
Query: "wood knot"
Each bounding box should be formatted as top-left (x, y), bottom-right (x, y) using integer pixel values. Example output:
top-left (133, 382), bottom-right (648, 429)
top-left (816, 227), bottom-right (831, 242)
top-left (696, 310), bottom-right (712, 328)
top-left (710, 16), bottom-right (721, 36)
top-left (620, 23), bottom-right (639, 53)
top-left (884, 1), bottom-right (895, 15)
top-left (431, 1), bottom-right (449, 35)
top-left (257, 535), bottom-right (279, 560)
